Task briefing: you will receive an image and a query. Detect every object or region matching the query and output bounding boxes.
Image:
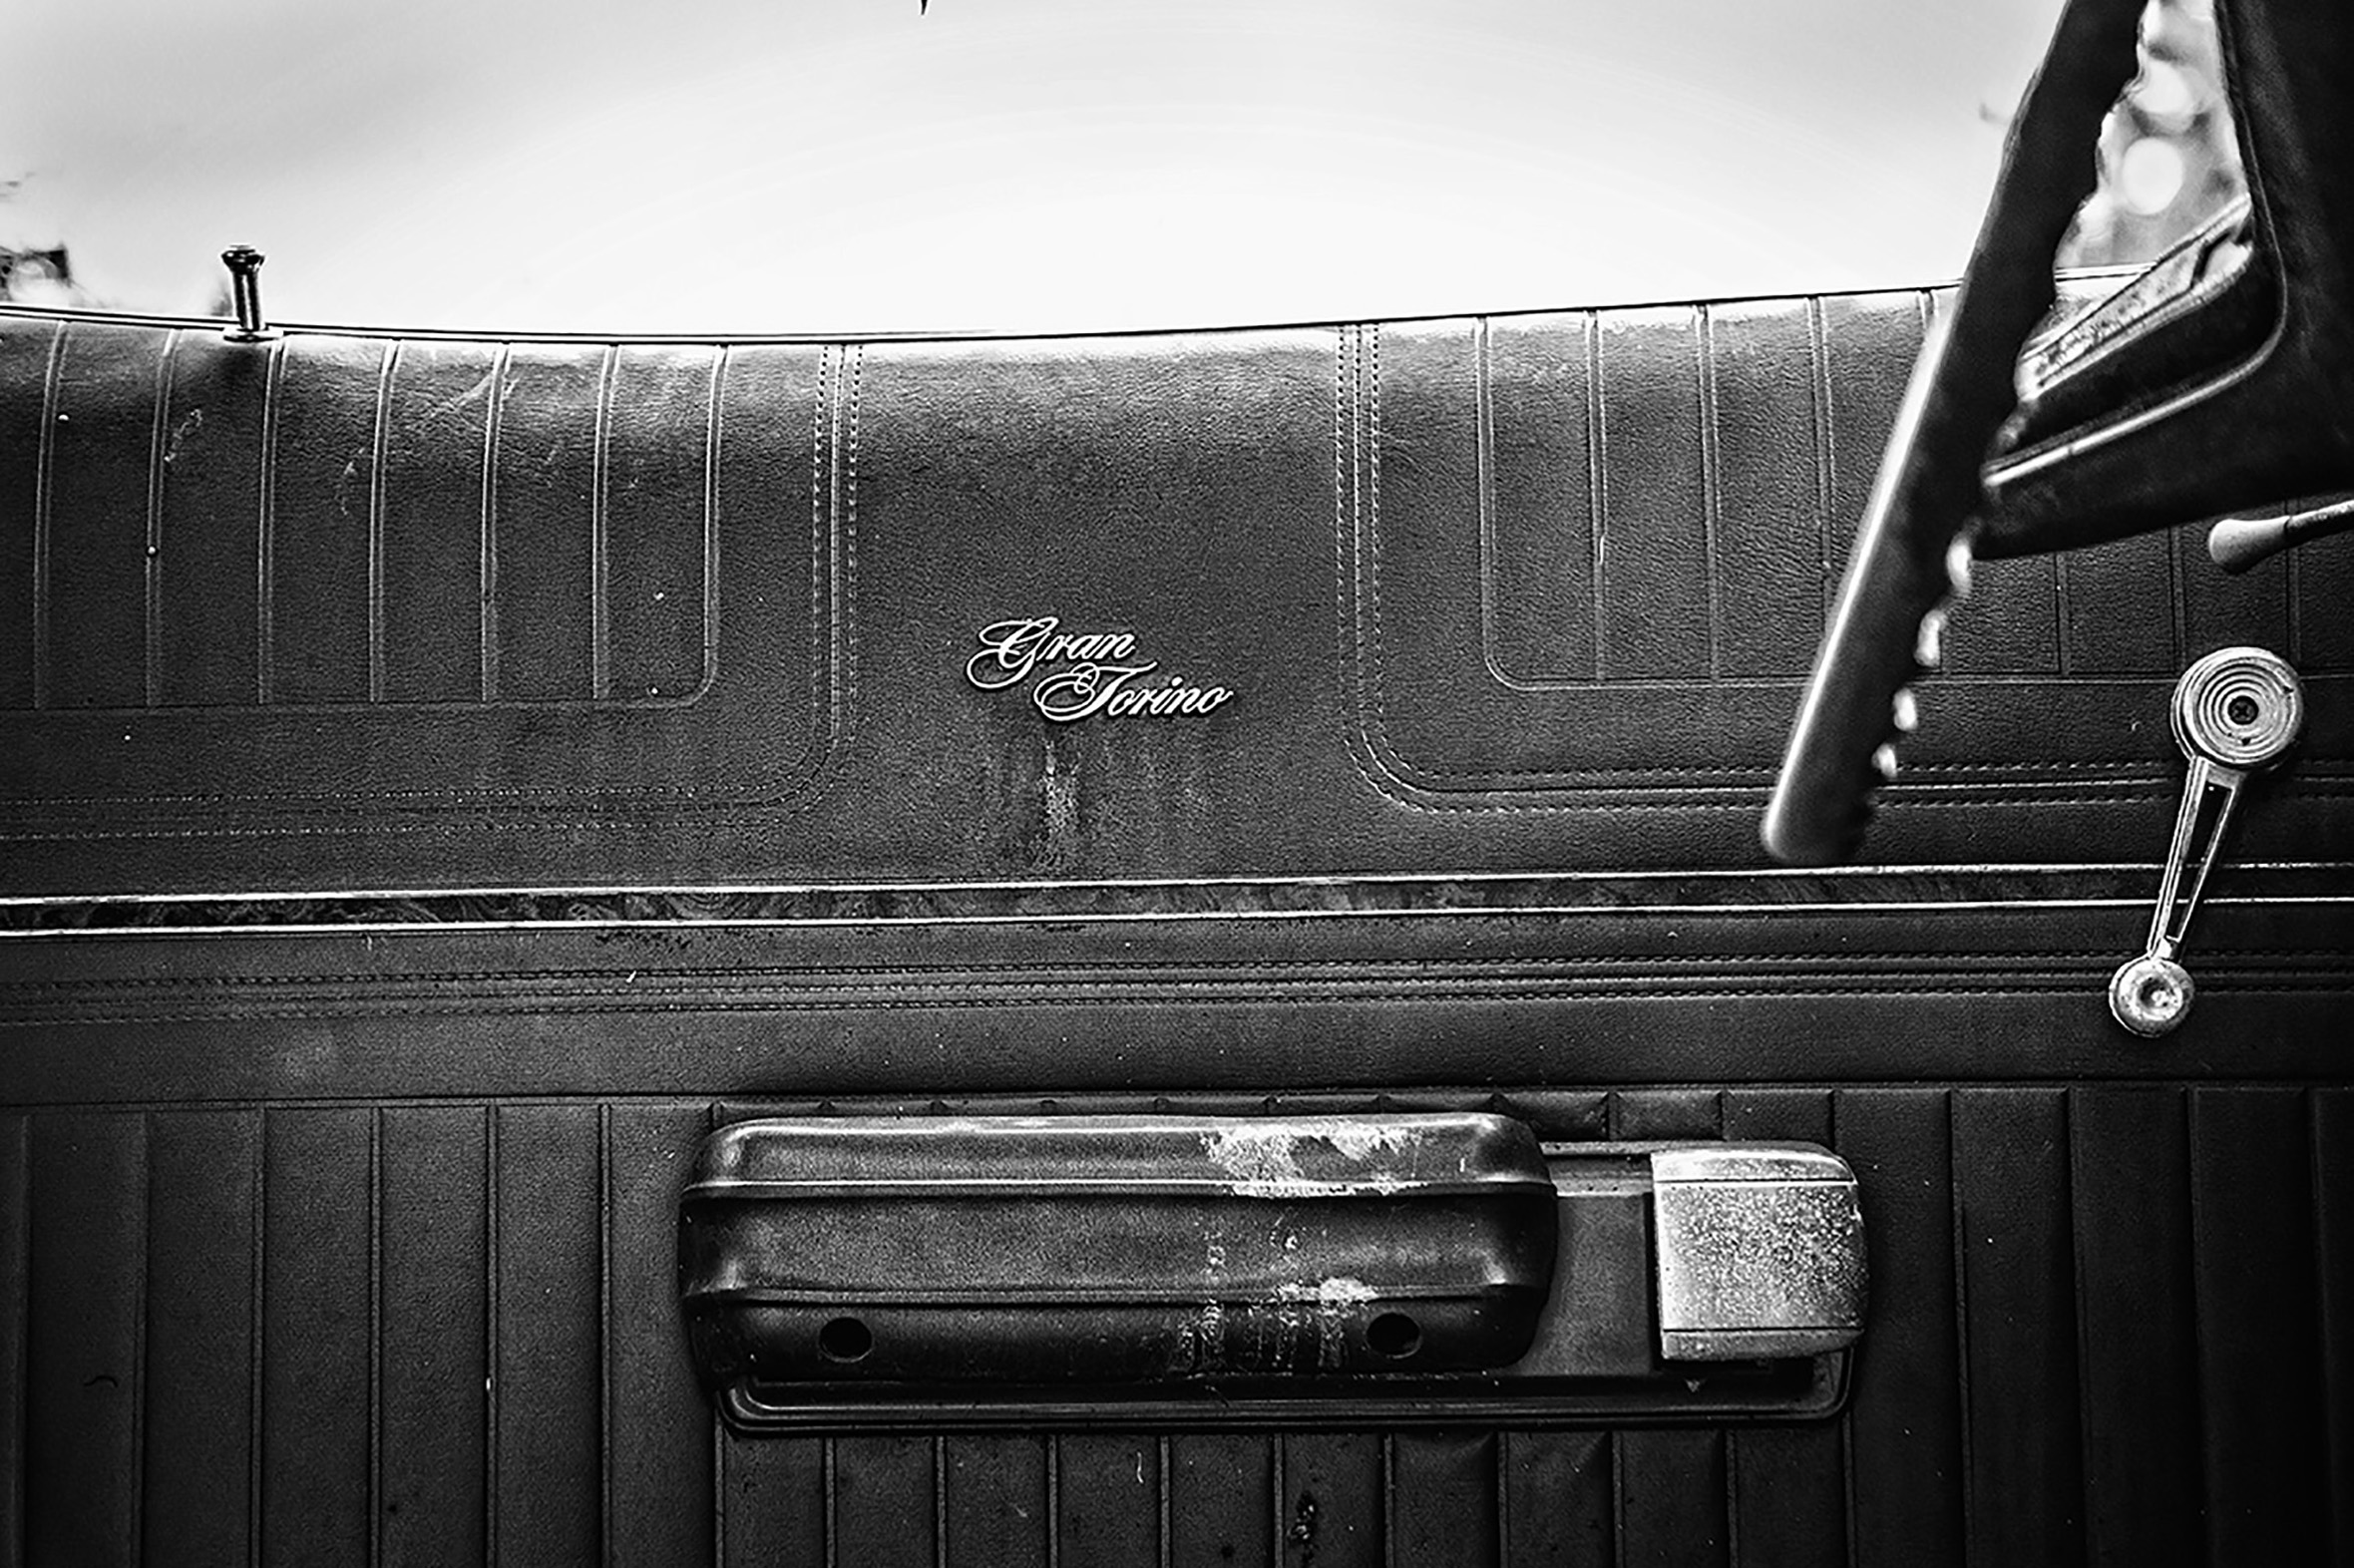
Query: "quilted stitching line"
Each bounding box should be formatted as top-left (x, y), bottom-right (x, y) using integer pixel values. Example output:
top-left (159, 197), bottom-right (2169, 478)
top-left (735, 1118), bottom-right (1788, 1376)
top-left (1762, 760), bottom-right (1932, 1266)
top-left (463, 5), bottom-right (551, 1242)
top-left (28, 317), bottom-right (65, 709)
top-left (1346, 299), bottom-right (2351, 802)
top-left (13, 979), bottom-right (2349, 1029)
top-left (7, 945), bottom-right (2342, 994)
top-left (6, 339), bottom-right (845, 814)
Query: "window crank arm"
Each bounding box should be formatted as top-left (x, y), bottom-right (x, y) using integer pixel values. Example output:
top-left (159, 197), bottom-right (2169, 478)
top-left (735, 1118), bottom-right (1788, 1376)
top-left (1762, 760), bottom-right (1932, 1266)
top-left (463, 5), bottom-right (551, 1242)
top-left (2110, 647), bottom-right (2304, 1037)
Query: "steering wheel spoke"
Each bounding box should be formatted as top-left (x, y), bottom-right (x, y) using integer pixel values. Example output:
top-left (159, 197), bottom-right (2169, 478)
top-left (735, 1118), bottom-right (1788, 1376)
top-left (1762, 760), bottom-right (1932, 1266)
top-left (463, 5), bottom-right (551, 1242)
top-left (1762, 0), bottom-right (2149, 866)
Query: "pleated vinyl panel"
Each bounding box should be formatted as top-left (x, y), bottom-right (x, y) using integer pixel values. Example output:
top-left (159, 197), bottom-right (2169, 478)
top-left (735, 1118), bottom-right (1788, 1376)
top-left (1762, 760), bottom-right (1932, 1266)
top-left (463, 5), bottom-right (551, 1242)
top-left (3, 1086), bottom-right (2347, 1566)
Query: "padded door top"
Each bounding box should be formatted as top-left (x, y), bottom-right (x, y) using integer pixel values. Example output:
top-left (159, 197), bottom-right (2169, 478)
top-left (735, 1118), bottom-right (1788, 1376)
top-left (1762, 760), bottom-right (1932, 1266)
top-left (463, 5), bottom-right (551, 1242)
top-left (2, 297), bottom-right (2347, 895)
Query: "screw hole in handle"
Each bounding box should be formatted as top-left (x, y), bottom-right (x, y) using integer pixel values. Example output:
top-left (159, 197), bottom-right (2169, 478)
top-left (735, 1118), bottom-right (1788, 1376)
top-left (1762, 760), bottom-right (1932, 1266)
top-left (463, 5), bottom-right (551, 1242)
top-left (1366, 1312), bottom-right (1422, 1361)
top-left (818, 1316), bottom-right (875, 1364)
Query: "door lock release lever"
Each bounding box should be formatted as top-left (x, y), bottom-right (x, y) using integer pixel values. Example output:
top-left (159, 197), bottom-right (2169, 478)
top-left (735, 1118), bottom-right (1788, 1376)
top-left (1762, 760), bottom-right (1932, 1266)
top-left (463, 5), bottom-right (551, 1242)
top-left (2110, 646), bottom-right (2304, 1037)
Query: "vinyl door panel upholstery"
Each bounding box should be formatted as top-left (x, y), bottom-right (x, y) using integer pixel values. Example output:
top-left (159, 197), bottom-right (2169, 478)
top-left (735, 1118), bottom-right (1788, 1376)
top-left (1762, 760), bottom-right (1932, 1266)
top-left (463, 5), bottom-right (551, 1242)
top-left (0, 289), bottom-right (2347, 1565)
top-left (5, 299), bottom-right (2351, 889)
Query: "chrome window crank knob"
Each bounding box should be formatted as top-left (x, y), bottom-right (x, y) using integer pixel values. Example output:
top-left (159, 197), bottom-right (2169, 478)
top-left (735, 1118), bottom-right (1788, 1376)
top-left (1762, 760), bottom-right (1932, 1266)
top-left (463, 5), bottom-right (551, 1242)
top-left (2110, 647), bottom-right (2304, 1037)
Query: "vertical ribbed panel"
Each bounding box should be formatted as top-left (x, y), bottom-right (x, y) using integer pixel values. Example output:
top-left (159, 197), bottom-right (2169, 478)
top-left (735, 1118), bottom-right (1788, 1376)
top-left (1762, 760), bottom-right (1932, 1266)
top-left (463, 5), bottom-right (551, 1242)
top-left (3, 1087), bottom-right (2348, 1565)
top-left (1500, 1430), bottom-right (1612, 1567)
top-left (1945, 547), bottom-right (2063, 676)
top-left (493, 1105), bottom-right (602, 1566)
top-left (943, 1436), bottom-right (1049, 1563)
top-left (490, 348), bottom-right (601, 701)
top-left (1388, 1431), bottom-right (1500, 1567)
top-left (143, 1111), bottom-right (259, 1564)
top-left (834, 1436), bottom-right (939, 1567)
top-left (1708, 300), bottom-right (1830, 678)
top-left (1169, 1434), bottom-right (1274, 1567)
top-left (1816, 294), bottom-right (1918, 583)
top-left (1055, 1434), bottom-right (1159, 1565)
top-left (0, 1114), bottom-right (29, 1568)
top-left (2061, 528), bottom-right (2176, 674)
top-left (607, 1104), bottom-right (716, 1567)
top-left (259, 1108), bottom-right (371, 1567)
top-left (266, 337), bottom-right (387, 702)
top-left (2071, 1088), bottom-right (2202, 1567)
top-left (155, 337), bottom-right (268, 706)
top-left (1837, 1090), bottom-right (1966, 1567)
top-left (2184, 537), bottom-right (2289, 656)
top-left (1481, 312), bottom-right (1598, 684)
top-left (603, 347), bottom-right (719, 701)
top-left (1723, 1089), bottom-right (1847, 1568)
top-left (378, 343), bottom-right (499, 703)
top-left (1616, 1431), bottom-right (1729, 1568)
top-left (0, 322), bottom-right (53, 707)
top-left (2319, 1091), bottom-right (2354, 1564)
top-left (1610, 1091), bottom-right (1732, 1567)
top-left (1278, 1433), bottom-right (1382, 1568)
top-left (2189, 1089), bottom-right (2330, 1560)
top-left (1593, 308), bottom-right (1712, 679)
top-left (2297, 523), bottom-right (2354, 668)
top-left (717, 1434), bottom-right (824, 1566)
top-left (379, 1106), bottom-right (489, 1565)
top-left (43, 324), bottom-right (161, 709)
top-left (26, 1113), bottom-right (145, 1566)
top-left (1954, 1089), bottom-right (2087, 1566)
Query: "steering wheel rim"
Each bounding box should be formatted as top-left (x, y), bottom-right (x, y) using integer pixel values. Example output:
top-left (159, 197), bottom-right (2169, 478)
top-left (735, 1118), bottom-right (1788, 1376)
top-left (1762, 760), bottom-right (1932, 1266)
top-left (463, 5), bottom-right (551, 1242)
top-left (1761, 0), bottom-right (2149, 866)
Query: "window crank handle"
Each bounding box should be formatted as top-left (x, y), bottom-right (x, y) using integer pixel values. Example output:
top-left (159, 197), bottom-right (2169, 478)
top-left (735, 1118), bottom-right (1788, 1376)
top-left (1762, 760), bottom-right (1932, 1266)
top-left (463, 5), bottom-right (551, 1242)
top-left (2110, 647), bottom-right (2303, 1037)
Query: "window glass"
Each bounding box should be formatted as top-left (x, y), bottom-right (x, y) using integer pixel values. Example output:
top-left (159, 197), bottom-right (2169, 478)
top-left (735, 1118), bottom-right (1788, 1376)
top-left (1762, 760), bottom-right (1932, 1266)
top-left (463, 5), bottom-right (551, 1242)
top-left (3, 0), bottom-right (2238, 333)
top-left (2058, 0), bottom-right (2241, 270)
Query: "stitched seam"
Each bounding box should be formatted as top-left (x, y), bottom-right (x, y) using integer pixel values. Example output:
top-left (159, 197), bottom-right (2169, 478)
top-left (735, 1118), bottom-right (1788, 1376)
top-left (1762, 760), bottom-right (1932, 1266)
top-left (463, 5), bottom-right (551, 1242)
top-left (1809, 295), bottom-right (1836, 634)
top-left (1698, 304), bottom-right (1724, 679)
top-left (8, 947), bottom-right (2343, 993)
top-left (813, 344), bottom-right (831, 747)
top-left (478, 341), bottom-right (510, 702)
top-left (14, 315), bottom-right (2353, 828)
top-left (591, 343), bottom-right (616, 698)
top-left (143, 328), bottom-right (181, 709)
top-left (776, 341), bottom-right (861, 807)
top-left (368, 339), bottom-right (397, 703)
top-left (845, 344), bottom-right (862, 733)
top-left (255, 337), bottom-right (285, 704)
top-left (11, 980), bottom-right (2347, 1028)
top-left (20, 780), bottom-right (2354, 838)
top-left (699, 344), bottom-right (726, 698)
top-left (30, 318), bottom-right (65, 708)
top-left (7, 339), bottom-right (845, 813)
top-left (1358, 322), bottom-right (1413, 791)
top-left (1333, 323), bottom-right (1371, 803)
top-left (1343, 298), bottom-right (2354, 797)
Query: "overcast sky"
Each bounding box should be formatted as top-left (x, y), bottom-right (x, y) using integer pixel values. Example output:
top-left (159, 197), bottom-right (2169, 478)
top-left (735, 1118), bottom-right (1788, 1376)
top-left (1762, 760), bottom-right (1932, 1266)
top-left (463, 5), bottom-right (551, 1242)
top-left (3, 0), bottom-right (2068, 334)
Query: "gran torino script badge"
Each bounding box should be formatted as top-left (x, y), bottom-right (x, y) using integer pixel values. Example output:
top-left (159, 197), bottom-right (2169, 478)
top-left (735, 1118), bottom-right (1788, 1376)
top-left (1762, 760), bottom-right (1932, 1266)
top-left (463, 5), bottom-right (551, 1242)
top-left (967, 616), bottom-right (1235, 722)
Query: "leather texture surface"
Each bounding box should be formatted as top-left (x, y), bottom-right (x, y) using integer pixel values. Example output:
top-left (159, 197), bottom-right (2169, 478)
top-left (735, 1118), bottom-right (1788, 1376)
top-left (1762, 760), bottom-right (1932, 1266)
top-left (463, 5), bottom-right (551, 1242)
top-left (3, 1076), bottom-right (2348, 1566)
top-left (2, 896), bottom-right (2349, 1563)
top-left (4, 297), bottom-right (2351, 893)
top-left (2, 287), bottom-right (2350, 1566)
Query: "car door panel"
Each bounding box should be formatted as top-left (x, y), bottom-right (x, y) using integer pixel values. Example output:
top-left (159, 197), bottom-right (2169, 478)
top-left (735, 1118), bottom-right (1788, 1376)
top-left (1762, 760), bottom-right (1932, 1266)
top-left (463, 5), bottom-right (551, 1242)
top-left (4, 300), bottom-right (2350, 890)
top-left (0, 288), bottom-right (2347, 1564)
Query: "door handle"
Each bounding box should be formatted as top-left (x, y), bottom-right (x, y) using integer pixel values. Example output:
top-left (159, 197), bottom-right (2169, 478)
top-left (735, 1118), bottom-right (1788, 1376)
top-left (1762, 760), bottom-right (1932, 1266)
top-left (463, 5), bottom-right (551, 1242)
top-left (679, 1112), bottom-right (1866, 1431)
